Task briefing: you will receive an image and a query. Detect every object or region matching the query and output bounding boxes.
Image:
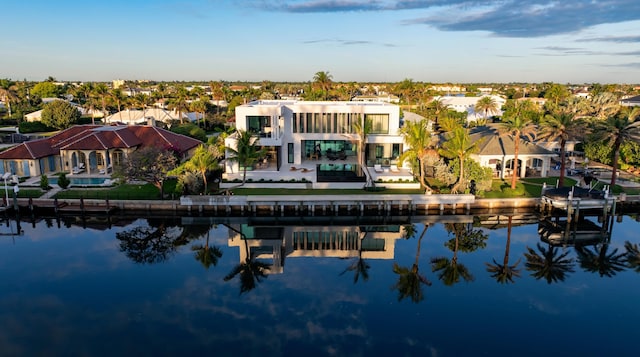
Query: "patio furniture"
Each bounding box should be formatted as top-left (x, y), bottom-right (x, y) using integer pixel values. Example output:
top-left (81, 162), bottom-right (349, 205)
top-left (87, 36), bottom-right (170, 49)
top-left (374, 164), bottom-right (383, 173)
top-left (390, 165), bottom-right (399, 173)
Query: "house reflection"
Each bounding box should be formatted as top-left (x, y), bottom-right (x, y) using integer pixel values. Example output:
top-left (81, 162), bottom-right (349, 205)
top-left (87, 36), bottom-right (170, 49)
top-left (225, 215), bottom-right (474, 274)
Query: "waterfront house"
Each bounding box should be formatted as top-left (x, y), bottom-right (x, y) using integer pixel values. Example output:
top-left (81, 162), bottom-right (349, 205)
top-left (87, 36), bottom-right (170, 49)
top-left (469, 125), bottom-right (557, 179)
top-left (224, 100), bottom-right (412, 188)
top-left (621, 95), bottom-right (640, 107)
top-left (0, 125), bottom-right (201, 177)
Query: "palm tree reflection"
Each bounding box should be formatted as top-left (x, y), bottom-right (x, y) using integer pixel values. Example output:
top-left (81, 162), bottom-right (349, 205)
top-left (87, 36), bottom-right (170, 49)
top-left (191, 230), bottom-right (223, 270)
top-left (223, 225), bottom-right (270, 294)
top-left (624, 241), bottom-right (640, 273)
top-left (340, 231), bottom-right (371, 284)
top-left (392, 224), bottom-right (431, 303)
top-left (575, 244), bottom-right (627, 277)
top-left (486, 216), bottom-right (521, 284)
top-left (431, 223), bottom-right (477, 286)
top-left (524, 243), bottom-right (575, 284)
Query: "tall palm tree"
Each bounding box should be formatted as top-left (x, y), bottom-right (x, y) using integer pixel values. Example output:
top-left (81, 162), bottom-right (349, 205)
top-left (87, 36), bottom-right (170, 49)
top-left (226, 130), bottom-right (266, 185)
top-left (312, 71), bottom-right (333, 99)
top-left (191, 230), bottom-right (223, 269)
top-left (395, 78), bottom-right (416, 108)
top-left (109, 88), bottom-right (127, 121)
top-left (475, 96), bottom-right (499, 122)
top-left (538, 106), bottom-right (586, 187)
top-left (575, 244), bottom-right (627, 278)
top-left (0, 82), bottom-right (19, 117)
top-left (544, 83), bottom-right (570, 108)
top-left (185, 145), bottom-right (218, 194)
top-left (398, 118), bottom-right (436, 192)
top-left (133, 93), bottom-right (153, 119)
top-left (499, 115), bottom-right (536, 189)
top-left (392, 224), bottom-right (431, 303)
top-left (428, 98), bottom-right (448, 130)
top-left (485, 216), bottom-right (521, 284)
top-left (624, 241), bottom-right (640, 273)
top-left (590, 107), bottom-right (640, 187)
top-left (431, 223), bottom-right (474, 286)
top-left (439, 126), bottom-right (478, 193)
top-left (190, 98), bottom-right (208, 128)
top-left (168, 86), bottom-right (190, 124)
top-left (353, 115), bottom-right (375, 188)
top-left (524, 243), bottom-right (575, 284)
top-left (92, 83), bottom-right (110, 118)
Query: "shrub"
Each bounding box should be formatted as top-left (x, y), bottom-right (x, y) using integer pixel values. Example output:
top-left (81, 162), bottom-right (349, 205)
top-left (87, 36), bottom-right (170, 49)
top-left (40, 175), bottom-right (50, 190)
top-left (57, 173), bottom-right (70, 189)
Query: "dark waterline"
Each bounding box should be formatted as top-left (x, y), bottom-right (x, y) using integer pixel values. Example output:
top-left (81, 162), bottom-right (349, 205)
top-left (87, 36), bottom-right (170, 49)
top-left (0, 212), bottom-right (639, 356)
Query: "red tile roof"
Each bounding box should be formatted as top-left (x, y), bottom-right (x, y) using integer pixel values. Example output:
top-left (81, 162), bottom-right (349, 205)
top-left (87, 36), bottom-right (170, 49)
top-left (0, 125), bottom-right (202, 160)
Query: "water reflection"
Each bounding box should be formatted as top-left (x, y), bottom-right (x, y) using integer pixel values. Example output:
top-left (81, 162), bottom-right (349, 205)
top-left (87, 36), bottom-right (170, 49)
top-left (2, 210), bottom-right (640, 355)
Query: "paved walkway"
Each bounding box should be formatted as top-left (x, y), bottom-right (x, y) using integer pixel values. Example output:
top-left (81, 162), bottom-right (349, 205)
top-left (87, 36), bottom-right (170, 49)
top-left (41, 187), bottom-right (61, 199)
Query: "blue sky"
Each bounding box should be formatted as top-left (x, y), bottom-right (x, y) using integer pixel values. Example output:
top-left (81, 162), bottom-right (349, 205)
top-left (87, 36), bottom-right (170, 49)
top-left (2, 0), bottom-right (640, 84)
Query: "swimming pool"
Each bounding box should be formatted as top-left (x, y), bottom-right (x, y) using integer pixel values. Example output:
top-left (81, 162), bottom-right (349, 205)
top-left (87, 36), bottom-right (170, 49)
top-left (48, 177), bottom-right (109, 186)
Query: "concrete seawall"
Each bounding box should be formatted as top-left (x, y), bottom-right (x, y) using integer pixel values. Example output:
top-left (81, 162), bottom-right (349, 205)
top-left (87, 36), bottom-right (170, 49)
top-left (15, 195), bottom-right (638, 216)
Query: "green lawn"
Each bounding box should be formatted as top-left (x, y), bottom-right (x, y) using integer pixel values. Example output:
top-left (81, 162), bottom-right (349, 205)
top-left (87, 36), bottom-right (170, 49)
top-left (54, 184), bottom-right (163, 200)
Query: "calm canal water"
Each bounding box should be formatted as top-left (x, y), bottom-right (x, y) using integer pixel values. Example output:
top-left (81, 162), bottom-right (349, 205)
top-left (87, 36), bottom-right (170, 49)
top-left (0, 211), bottom-right (639, 356)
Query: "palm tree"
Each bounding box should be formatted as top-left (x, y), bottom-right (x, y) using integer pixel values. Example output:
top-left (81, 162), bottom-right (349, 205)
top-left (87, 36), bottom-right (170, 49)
top-left (428, 98), bottom-right (448, 130)
top-left (353, 115), bottom-right (375, 188)
top-left (590, 107), bottom-right (640, 187)
top-left (392, 224), bottom-right (431, 303)
top-left (524, 243), bottom-right (575, 284)
top-left (485, 216), bottom-right (521, 284)
top-left (167, 86), bottom-right (190, 124)
top-left (439, 126), bottom-right (478, 193)
top-left (191, 230), bottom-right (223, 269)
top-left (395, 78), bottom-right (416, 108)
top-left (0, 82), bottom-right (19, 117)
top-left (226, 130), bottom-right (266, 185)
top-left (624, 241), bottom-right (640, 273)
top-left (185, 145), bottom-right (218, 194)
top-left (431, 223), bottom-right (474, 286)
top-left (313, 71), bottom-right (333, 99)
top-left (109, 88), bottom-right (127, 121)
top-left (190, 99), bottom-right (208, 128)
top-left (575, 244), bottom-right (627, 277)
top-left (133, 93), bottom-right (153, 119)
top-left (538, 106), bottom-right (586, 187)
top-left (475, 96), bottom-right (499, 122)
top-left (398, 118), bottom-right (436, 193)
top-left (499, 114), bottom-right (536, 189)
top-left (544, 83), bottom-right (570, 108)
top-left (92, 83), bottom-right (110, 118)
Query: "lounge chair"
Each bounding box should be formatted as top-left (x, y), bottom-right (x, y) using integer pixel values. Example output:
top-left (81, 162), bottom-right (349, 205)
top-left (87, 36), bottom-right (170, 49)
top-left (374, 164), bottom-right (383, 173)
top-left (390, 165), bottom-right (400, 173)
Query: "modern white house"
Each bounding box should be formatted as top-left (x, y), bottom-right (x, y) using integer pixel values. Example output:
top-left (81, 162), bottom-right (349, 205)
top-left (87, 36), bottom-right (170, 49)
top-left (224, 100), bottom-right (413, 188)
top-left (103, 108), bottom-right (203, 126)
top-left (437, 95), bottom-right (506, 124)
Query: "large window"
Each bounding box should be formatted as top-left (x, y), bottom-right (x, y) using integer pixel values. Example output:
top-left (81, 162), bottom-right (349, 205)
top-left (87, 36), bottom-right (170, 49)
top-left (247, 116), bottom-right (270, 135)
top-left (366, 114), bottom-right (389, 134)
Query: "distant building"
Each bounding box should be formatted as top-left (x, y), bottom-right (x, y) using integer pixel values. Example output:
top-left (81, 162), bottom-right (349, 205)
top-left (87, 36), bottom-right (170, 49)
top-left (112, 79), bottom-right (125, 89)
top-left (621, 95), bottom-right (640, 107)
top-left (103, 108), bottom-right (203, 126)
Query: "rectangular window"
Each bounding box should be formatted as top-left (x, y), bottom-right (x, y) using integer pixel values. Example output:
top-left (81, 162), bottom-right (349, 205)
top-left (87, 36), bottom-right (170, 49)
top-left (288, 143), bottom-right (294, 163)
top-left (247, 116), bottom-right (270, 135)
top-left (392, 144), bottom-right (400, 158)
top-left (306, 113), bottom-right (313, 134)
top-left (366, 114), bottom-right (390, 134)
top-left (292, 113), bottom-right (298, 133)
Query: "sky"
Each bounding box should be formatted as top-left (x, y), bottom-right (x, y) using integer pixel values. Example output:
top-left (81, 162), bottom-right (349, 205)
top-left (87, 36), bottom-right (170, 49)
top-left (2, 0), bottom-right (640, 84)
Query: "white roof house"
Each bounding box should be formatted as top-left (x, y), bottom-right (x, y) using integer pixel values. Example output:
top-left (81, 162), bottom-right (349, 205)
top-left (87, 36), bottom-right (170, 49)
top-left (103, 108), bottom-right (202, 125)
top-left (224, 100), bottom-right (412, 188)
top-left (24, 99), bottom-right (105, 122)
top-left (437, 95), bottom-right (506, 123)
